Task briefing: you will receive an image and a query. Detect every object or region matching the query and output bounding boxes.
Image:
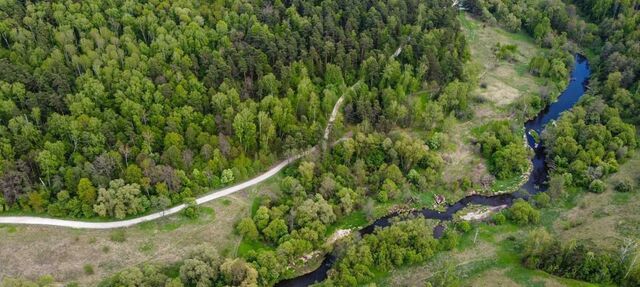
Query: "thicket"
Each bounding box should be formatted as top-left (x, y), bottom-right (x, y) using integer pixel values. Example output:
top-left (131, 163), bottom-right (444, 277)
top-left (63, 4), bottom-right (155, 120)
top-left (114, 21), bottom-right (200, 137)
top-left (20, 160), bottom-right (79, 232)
top-left (522, 229), bottom-right (640, 286)
top-left (476, 120), bottom-right (531, 180)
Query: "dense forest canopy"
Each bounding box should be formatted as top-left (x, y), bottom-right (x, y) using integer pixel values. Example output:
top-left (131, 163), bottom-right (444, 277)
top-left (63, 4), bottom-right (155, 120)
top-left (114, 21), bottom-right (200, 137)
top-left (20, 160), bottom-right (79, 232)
top-left (0, 0), bottom-right (468, 217)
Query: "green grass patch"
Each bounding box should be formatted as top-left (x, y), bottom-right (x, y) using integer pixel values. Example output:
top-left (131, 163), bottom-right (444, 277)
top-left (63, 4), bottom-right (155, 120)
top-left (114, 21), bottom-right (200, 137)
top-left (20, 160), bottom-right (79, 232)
top-left (611, 191), bottom-right (632, 205)
top-left (237, 238), bottom-right (274, 258)
top-left (138, 241), bottom-right (155, 253)
top-left (0, 224), bottom-right (18, 233)
top-left (109, 230), bottom-right (126, 243)
top-left (250, 196), bottom-right (263, 217)
top-left (491, 175), bottom-right (523, 193)
top-left (326, 211), bottom-right (368, 236)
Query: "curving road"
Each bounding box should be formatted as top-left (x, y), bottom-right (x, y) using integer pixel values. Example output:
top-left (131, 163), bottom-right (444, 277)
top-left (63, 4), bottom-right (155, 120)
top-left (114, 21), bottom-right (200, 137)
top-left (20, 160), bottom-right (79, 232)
top-left (0, 84), bottom-right (354, 229)
top-left (0, 151), bottom-right (314, 229)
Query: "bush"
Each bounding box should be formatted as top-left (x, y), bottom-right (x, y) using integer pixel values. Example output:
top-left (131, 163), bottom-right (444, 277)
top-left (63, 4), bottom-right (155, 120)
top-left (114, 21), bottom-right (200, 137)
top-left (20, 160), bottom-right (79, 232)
top-left (589, 179), bottom-right (606, 193)
top-left (456, 221), bottom-right (472, 233)
top-left (110, 230), bottom-right (126, 243)
top-left (506, 199), bottom-right (540, 225)
top-left (532, 193), bottom-right (550, 207)
top-left (614, 177), bottom-right (635, 193)
top-left (493, 212), bottom-right (506, 225)
top-left (84, 264), bottom-right (94, 275)
top-left (182, 198), bottom-right (199, 219)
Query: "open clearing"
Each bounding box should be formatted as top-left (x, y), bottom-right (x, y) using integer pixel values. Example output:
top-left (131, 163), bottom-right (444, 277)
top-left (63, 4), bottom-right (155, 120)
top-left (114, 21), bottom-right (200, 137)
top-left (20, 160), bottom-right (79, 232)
top-left (0, 175), bottom-right (283, 285)
top-left (552, 153), bottom-right (640, 251)
top-left (460, 14), bottom-right (544, 107)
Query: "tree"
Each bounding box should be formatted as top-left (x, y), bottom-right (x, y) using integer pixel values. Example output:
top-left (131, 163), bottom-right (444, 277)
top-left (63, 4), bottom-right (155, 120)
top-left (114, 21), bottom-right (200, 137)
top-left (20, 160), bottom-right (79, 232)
top-left (93, 179), bottom-right (147, 219)
top-left (507, 199), bottom-right (540, 225)
top-left (180, 259), bottom-right (216, 286)
top-left (237, 217), bottom-right (259, 240)
top-left (36, 148), bottom-right (62, 186)
top-left (547, 174), bottom-right (566, 200)
top-left (233, 108), bottom-right (257, 153)
top-left (221, 169), bottom-right (234, 185)
top-left (77, 178), bottom-right (96, 206)
top-left (263, 219), bottom-right (288, 243)
top-left (534, 17), bottom-right (552, 44)
top-left (492, 143), bottom-right (529, 179)
top-left (182, 198), bottom-right (199, 219)
top-left (124, 164), bottom-right (143, 184)
top-left (219, 258), bottom-right (258, 286)
top-left (254, 206), bottom-right (270, 231)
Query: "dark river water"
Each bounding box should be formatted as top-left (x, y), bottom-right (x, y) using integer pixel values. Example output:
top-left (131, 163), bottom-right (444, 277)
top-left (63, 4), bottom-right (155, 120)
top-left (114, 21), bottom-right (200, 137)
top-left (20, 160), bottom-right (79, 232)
top-left (276, 54), bottom-right (591, 287)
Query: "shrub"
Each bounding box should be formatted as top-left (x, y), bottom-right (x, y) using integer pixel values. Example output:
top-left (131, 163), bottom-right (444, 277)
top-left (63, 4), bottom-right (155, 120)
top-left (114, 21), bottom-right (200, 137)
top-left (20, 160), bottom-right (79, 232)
top-left (493, 212), bottom-right (506, 225)
top-left (456, 221), bottom-right (472, 233)
top-left (182, 198), bottom-right (199, 219)
top-left (110, 230), bottom-right (126, 242)
top-left (532, 193), bottom-right (550, 207)
top-left (506, 199), bottom-right (540, 225)
top-left (589, 179), bottom-right (606, 193)
top-left (614, 177), bottom-right (635, 193)
top-left (84, 264), bottom-right (94, 275)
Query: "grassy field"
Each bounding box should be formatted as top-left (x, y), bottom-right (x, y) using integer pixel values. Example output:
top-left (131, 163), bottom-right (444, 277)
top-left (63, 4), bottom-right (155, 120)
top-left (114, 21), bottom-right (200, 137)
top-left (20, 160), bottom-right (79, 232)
top-left (551, 153), bottom-right (640, 251)
top-left (459, 14), bottom-right (545, 107)
top-left (0, 173), bottom-right (285, 286)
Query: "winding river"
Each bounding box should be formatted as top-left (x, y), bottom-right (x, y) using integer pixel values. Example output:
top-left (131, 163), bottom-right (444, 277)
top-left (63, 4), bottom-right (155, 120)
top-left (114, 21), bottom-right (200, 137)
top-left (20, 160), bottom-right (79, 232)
top-left (276, 54), bottom-right (591, 287)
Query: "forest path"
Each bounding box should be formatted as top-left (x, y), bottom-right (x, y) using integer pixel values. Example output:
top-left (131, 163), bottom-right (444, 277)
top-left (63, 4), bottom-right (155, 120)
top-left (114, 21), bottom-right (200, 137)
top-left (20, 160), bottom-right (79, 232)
top-left (0, 81), bottom-right (358, 229)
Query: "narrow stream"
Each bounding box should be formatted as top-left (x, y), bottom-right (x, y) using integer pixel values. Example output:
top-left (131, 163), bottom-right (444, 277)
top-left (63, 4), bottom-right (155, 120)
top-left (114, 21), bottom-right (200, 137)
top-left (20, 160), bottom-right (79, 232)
top-left (276, 54), bottom-right (590, 287)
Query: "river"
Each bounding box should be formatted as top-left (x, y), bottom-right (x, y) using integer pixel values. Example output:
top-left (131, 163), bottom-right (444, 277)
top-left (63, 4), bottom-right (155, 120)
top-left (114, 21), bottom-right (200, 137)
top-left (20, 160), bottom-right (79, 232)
top-left (276, 54), bottom-right (591, 287)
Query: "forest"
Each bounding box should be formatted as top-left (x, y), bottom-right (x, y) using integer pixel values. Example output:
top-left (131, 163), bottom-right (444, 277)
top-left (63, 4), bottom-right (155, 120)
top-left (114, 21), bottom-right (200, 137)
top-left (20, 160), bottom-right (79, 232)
top-left (0, 0), bottom-right (467, 218)
top-left (1, 0), bottom-right (640, 286)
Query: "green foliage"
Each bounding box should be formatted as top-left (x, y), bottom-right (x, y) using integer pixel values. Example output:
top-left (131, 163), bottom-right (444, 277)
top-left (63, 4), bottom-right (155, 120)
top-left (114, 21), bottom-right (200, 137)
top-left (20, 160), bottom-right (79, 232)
top-left (477, 121), bottom-right (530, 179)
top-left (543, 98), bottom-right (637, 189)
top-left (532, 192), bottom-right (550, 208)
top-left (493, 43), bottom-right (518, 61)
top-left (93, 179), bottom-right (147, 219)
top-left (0, 0), bottom-right (467, 219)
top-left (83, 264), bottom-right (94, 275)
top-left (589, 179), bottom-right (606, 194)
top-left (325, 219), bottom-right (440, 286)
top-left (236, 218), bottom-right (259, 241)
top-left (456, 221), bottom-right (472, 233)
top-left (109, 230), bottom-right (126, 243)
top-left (492, 212), bottom-right (507, 225)
top-left (506, 199), bottom-right (540, 225)
top-left (521, 228), bottom-right (636, 285)
top-left (614, 177), bottom-right (635, 193)
top-left (547, 174), bottom-right (567, 200)
top-left (181, 198), bottom-right (199, 219)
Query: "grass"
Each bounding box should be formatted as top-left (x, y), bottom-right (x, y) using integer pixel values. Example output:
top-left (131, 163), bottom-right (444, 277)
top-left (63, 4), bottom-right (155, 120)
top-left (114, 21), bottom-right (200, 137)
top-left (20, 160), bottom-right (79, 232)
top-left (83, 264), bottom-right (94, 275)
top-left (491, 174), bottom-right (526, 193)
top-left (550, 152), bottom-right (640, 250)
top-left (109, 230), bottom-right (126, 243)
top-left (459, 14), bottom-right (546, 107)
top-left (0, 188), bottom-right (256, 286)
top-left (325, 211), bottom-right (368, 236)
top-left (237, 238), bottom-right (273, 257)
